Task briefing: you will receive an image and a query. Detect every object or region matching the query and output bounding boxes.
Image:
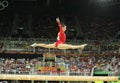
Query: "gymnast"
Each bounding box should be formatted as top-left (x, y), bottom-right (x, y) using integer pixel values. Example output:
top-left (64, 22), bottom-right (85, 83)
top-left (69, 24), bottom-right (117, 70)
top-left (31, 17), bottom-right (87, 50)
top-left (55, 17), bottom-right (66, 47)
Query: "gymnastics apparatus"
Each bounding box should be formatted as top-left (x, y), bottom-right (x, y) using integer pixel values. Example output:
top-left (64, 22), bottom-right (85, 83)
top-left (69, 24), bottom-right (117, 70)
top-left (31, 17), bottom-right (87, 52)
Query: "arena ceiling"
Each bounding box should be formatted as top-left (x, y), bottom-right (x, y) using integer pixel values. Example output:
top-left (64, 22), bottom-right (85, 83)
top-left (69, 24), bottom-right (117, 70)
top-left (6, 0), bottom-right (88, 14)
top-left (1, 0), bottom-right (120, 16)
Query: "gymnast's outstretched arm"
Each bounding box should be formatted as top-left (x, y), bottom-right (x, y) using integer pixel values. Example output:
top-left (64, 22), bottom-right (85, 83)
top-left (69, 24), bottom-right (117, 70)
top-left (56, 17), bottom-right (64, 34)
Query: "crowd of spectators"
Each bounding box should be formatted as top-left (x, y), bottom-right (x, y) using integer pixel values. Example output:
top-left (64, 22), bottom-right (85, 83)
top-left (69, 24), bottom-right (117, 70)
top-left (0, 12), bottom-right (120, 40)
top-left (0, 54), bottom-right (119, 76)
top-left (79, 16), bottom-right (120, 40)
top-left (1, 38), bottom-right (119, 55)
top-left (30, 15), bottom-right (120, 40)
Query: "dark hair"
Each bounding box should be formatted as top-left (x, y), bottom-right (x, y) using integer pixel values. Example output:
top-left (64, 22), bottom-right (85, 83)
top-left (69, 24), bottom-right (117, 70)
top-left (61, 22), bottom-right (66, 27)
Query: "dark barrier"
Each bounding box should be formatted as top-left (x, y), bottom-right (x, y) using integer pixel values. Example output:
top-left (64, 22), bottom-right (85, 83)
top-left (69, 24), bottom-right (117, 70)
top-left (0, 53), bottom-right (43, 59)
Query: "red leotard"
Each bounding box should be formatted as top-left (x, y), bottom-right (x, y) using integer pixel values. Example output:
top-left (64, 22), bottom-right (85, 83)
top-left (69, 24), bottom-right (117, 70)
top-left (55, 22), bottom-right (66, 47)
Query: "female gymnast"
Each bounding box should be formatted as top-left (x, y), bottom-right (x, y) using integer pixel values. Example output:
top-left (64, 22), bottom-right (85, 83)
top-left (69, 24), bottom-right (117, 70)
top-left (31, 17), bottom-right (87, 50)
top-left (55, 17), bottom-right (66, 47)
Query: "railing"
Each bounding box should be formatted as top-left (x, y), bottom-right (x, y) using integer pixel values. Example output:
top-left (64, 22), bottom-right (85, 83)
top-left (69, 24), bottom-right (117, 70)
top-left (0, 39), bottom-right (119, 48)
top-left (0, 70), bottom-right (117, 76)
top-left (0, 71), bottom-right (92, 76)
top-left (0, 37), bottom-right (120, 44)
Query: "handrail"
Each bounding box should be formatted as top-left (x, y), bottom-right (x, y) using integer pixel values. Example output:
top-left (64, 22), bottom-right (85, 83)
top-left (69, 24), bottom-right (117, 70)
top-left (0, 71), bottom-right (92, 76)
